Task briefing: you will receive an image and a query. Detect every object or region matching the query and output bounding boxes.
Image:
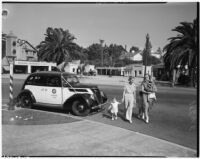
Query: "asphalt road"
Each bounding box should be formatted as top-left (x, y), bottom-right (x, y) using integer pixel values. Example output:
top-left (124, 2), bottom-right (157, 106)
top-left (2, 78), bottom-right (197, 149)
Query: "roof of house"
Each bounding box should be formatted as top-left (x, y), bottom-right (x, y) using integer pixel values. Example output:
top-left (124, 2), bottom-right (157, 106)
top-left (119, 51), bottom-right (142, 60)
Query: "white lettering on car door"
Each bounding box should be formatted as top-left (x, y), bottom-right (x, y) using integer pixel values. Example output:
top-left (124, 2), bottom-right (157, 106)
top-left (45, 87), bottom-right (62, 105)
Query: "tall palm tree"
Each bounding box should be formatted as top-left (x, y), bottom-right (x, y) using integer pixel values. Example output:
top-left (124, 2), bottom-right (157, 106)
top-left (163, 19), bottom-right (197, 86)
top-left (37, 27), bottom-right (77, 65)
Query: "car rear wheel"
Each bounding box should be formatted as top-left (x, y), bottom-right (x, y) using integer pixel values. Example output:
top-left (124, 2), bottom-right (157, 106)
top-left (72, 100), bottom-right (90, 116)
top-left (18, 93), bottom-right (33, 108)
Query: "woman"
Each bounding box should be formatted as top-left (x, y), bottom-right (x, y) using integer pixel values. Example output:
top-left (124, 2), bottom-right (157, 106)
top-left (139, 74), bottom-right (157, 123)
top-left (122, 76), bottom-right (136, 123)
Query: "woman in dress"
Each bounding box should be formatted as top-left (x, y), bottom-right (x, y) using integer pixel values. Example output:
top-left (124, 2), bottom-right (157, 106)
top-left (139, 74), bottom-right (157, 123)
top-left (122, 76), bottom-right (136, 123)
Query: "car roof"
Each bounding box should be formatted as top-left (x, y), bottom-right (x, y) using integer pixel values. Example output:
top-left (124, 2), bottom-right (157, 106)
top-left (30, 71), bottom-right (76, 76)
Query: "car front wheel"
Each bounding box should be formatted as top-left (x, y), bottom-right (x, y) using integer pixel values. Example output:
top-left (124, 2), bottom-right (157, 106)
top-left (18, 93), bottom-right (33, 108)
top-left (72, 100), bottom-right (90, 116)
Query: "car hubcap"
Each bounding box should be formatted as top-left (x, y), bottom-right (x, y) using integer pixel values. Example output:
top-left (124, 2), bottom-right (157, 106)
top-left (21, 96), bottom-right (30, 107)
top-left (78, 104), bottom-right (84, 111)
top-left (25, 99), bottom-right (29, 105)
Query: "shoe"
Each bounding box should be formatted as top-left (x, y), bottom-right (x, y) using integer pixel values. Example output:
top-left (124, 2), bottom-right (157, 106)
top-left (129, 120), bottom-right (132, 123)
top-left (145, 118), bottom-right (149, 123)
top-left (137, 115), bottom-right (141, 119)
top-left (111, 117), bottom-right (114, 120)
top-left (115, 117), bottom-right (118, 120)
top-left (142, 113), bottom-right (145, 120)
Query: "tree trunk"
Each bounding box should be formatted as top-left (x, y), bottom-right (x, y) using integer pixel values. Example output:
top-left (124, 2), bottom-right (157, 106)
top-left (188, 68), bottom-right (194, 87)
top-left (191, 68), bottom-right (196, 87)
top-left (171, 69), bottom-right (176, 87)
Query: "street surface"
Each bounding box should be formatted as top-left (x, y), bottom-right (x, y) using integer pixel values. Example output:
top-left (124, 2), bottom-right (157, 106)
top-left (2, 78), bottom-right (197, 149)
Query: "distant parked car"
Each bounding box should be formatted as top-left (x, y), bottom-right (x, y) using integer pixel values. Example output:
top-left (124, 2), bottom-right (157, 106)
top-left (89, 70), bottom-right (97, 76)
top-left (83, 70), bottom-right (97, 76)
top-left (17, 71), bottom-right (107, 116)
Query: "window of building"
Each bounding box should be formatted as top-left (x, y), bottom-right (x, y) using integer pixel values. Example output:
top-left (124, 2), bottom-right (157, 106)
top-left (139, 70), bottom-right (142, 74)
top-left (12, 41), bottom-right (16, 46)
top-left (12, 49), bottom-right (16, 55)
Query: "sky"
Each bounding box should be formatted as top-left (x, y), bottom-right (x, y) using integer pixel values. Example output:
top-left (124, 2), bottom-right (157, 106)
top-left (2, 2), bottom-right (197, 51)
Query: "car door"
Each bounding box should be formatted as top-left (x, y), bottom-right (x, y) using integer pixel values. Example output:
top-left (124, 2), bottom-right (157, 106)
top-left (44, 75), bottom-right (62, 105)
top-left (62, 75), bottom-right (76, 103)
top-left (24, 74), bottom-right (47, 103)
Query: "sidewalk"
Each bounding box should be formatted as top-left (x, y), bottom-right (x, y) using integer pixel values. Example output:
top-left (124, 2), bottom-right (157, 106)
top-left (2, 108), bottom-right (197, 157)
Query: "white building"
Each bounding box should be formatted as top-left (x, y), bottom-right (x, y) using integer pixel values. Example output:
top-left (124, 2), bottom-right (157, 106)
top-left (63, 62), bottom-right (79, 74)
top-left (2, 31), bottom-right (57, 74)
top-left (96, 67), bottom-right (125, 76)
top-left (14, 61), bottom-right (56, 73)
top-left (151, 52), bottom-right (161, 59)
top-left (84, 64), bottom-right (95, 73)
top-left (124, 64), bottom-right (152, 77)
top-left (57, 60), bottom-right (81, 74)
top-left (119, 51), bottom-right (143, 61)
top-left (5, 31), bottom-right (38, 61)
top-left (130, 51), bottom-right (143, 61)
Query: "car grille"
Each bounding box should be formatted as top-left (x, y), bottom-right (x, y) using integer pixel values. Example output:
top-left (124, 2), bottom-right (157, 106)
top-left (91, 88), bottom-right (102, 104)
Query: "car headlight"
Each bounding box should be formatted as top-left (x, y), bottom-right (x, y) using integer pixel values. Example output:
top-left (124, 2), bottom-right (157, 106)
top-left (100, 91), bottom-right (104, 96)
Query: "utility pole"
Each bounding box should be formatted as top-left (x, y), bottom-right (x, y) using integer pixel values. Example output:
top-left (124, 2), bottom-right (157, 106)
top-left (7, 56), bottom-right (16, 110)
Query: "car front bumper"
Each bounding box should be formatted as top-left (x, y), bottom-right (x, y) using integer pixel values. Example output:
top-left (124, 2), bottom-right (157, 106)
top-left (91, 101), bottom-right (108, 110)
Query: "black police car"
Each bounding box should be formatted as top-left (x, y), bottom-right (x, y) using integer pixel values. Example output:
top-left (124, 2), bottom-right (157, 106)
top-left (17, 71), bottom-right (107, 116)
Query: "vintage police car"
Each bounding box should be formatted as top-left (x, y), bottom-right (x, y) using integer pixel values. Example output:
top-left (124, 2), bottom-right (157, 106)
top-left (17, 71), bottom-right (107, 116)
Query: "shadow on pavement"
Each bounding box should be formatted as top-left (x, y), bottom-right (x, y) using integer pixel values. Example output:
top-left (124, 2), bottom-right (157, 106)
top-left (2, 108), bottom-right (81, 125)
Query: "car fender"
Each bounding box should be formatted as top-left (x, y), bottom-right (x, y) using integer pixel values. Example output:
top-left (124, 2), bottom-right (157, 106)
top-left (63, 93), bottom-right (92, 109)
top-left (17, 89), bottom-right (36, 103)
top-left (100, 90), bottom-right (108, 103)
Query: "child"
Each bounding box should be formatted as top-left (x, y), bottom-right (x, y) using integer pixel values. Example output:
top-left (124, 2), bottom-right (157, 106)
top-left (108, 98), bottom-right (120, 120)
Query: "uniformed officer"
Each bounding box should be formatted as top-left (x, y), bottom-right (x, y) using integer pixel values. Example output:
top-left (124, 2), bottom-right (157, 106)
top-left (122, 76), bottom-right (136, 123)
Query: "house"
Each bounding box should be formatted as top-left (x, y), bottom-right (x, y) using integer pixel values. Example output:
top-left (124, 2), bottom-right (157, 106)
top-left (119, 50), bottom-right (143, 61)
top-left (151, 51), bottom-right (161, 59)
top-left (84, 64), bottom-right (95, 73)
top-left (96, 66), bottom-right (125, 76)
top-left (2, 31), bottom-right (56, 74)
top-left (124, 64), bottom-right (152, 77)
top-left (4, 31), bottom-right (38, 61)
top-left (130, 51), bottom-right (143, 61)
top-left (57, 60), bottom-right (80, 74)
top-left (63, 62), bottom-right (79, 74)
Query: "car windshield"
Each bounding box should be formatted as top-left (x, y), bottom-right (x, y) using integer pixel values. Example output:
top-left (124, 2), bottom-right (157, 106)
top-left (62, 75), bottom-right (79, 84)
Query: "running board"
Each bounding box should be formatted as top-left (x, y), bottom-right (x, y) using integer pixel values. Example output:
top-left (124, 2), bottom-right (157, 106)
top-left (33, 103), bottom-right (62, 108)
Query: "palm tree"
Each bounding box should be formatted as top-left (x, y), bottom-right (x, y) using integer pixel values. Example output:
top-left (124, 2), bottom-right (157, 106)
top-left (163, 19), bottom-right (197, 86)
top-left (37, 27), bottom-right (77, 65)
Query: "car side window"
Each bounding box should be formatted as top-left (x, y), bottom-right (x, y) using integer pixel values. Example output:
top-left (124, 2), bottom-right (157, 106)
top-left (25, 75), bottom-right (35, 85)
top-left (25, 75), bottom-right (46, 86)
top-left (62, 75), bottom-right (79, 87)
top-left (33, 75), bottom-right (46, 86)
top-left (46, 76), bottom-right (61, 87)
